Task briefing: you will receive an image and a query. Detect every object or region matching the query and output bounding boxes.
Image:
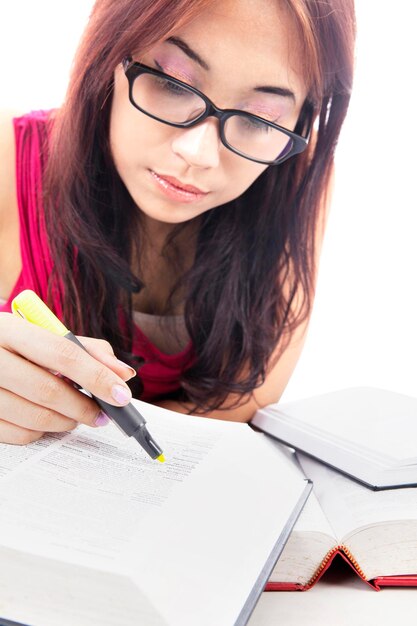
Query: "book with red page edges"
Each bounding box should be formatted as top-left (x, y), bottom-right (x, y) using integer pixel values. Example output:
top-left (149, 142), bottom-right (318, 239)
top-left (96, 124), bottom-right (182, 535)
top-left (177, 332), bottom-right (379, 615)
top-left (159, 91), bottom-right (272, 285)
top-left (261, 451), bottom-right (417, 591)
top-left (265, 548), bottom-right (417, 591)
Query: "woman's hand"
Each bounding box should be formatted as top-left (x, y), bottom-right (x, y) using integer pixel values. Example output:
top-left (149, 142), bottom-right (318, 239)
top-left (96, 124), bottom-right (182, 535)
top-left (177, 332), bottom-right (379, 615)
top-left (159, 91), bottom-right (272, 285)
top-left (0, 312), bottom-right (136, 445)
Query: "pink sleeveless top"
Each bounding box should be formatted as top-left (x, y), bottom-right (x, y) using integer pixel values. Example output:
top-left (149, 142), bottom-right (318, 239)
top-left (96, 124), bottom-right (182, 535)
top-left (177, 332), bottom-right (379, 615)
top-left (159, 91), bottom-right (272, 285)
top-left (0, 110), bottom-right (194, 401)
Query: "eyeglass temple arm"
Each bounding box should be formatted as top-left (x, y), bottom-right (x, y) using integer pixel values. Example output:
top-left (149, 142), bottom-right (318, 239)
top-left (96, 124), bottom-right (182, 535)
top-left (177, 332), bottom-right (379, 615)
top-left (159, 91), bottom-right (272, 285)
top-left (122, 56), bottom-right (133, 71)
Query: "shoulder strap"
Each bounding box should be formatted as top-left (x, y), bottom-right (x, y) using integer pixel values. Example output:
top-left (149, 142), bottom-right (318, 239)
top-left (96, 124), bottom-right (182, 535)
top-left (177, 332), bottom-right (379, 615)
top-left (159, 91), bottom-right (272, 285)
top-left (13, 110), bottom-right (56, 306)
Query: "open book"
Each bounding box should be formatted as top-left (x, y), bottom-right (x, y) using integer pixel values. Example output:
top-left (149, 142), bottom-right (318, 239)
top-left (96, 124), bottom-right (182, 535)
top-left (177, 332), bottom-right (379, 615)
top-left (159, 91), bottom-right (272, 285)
top-left (267, 452), bottom-right (417, 590)
top-left (252, 387), bottom-right (417, 489)
top-left (0, 401), bottom-right (310, 626)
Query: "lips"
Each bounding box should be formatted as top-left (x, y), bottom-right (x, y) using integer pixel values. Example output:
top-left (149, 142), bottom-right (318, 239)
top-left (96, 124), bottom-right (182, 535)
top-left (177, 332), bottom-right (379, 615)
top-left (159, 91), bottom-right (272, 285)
top-left (149, 170), bottom-right (209, 204)
top-left (150, 171), bottom-right (208, 195)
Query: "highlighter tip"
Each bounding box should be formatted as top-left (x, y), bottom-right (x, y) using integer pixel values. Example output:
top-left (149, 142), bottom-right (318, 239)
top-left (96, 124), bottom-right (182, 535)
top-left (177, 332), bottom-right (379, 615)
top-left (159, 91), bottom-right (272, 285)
top-left (156, 454), bottom-right (165, 463)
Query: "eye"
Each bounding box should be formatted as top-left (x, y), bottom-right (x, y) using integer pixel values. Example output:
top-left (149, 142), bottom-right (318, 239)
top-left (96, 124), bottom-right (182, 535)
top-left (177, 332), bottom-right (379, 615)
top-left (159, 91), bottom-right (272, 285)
top-left (238, 115), bottom-right (273, 133)
top-left (154, 75), bottom-right (193, 98)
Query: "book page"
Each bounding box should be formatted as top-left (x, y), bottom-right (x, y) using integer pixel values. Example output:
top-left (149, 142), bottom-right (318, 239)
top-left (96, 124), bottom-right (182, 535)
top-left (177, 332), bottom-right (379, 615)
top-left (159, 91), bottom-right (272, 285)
top-left (0, 401), bottom-right (308, 626)
top-left (0, 406), bottom-right (225, 570)
top-left (298, 453), bottom-right (417, 541)
top-left (270, 489), bottom-right (337, 585)
top-left (116, 416), bottom-right (308, 626)
top-left (292, 488), bottom-right (336, 535)
top-left (0, 433), bottom-right (66, 478)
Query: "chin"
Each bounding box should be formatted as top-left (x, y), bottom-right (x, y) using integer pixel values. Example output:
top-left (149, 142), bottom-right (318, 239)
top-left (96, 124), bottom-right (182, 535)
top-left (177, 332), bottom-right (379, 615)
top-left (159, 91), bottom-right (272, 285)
top-left (128, 186), bottom-right (212, 226)
top-left (142, 204), bottom-right (208, 225)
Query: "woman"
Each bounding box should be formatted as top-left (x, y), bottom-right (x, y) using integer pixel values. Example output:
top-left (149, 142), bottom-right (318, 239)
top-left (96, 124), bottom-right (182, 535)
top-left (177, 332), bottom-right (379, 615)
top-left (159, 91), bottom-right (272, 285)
top-left (0, 0), bottom-right (355, 444)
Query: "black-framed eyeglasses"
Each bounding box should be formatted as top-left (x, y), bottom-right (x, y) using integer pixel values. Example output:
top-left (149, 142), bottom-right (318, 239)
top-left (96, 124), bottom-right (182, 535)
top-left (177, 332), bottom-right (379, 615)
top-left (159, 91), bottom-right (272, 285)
top-left (122, 56), bottom-right (312, 166)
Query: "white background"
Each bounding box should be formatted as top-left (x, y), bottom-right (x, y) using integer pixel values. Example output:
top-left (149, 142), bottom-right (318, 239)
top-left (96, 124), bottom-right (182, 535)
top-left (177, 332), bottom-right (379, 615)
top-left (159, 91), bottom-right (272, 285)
top-left (0, 1), bottom-right (415, 402)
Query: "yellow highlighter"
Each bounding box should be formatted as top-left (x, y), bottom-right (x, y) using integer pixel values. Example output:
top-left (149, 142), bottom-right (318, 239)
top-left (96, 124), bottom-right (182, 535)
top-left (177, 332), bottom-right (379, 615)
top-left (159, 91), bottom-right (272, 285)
top-left (12, 290), bottom-right (165, 463)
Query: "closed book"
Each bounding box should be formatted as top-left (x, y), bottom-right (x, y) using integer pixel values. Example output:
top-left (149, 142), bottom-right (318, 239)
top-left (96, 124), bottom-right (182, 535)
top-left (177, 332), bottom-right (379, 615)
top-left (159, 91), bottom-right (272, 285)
top-left (252, 387), bottom-right (417, 490)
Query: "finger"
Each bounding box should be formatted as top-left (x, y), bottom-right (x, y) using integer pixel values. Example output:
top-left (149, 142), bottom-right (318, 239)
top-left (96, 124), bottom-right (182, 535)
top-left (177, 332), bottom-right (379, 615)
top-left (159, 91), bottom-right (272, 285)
top-left (0, 348), bottom-right (111, 427)
top-left (0, 417), bottom-right (44, 446)
top-left (0, 387), bottom-right (79, 432)
top-left (76, 337), bottom-right (137, 381)
top-left (0, 314), bottom-right (133, 406)
top-left (77, 337), bottom-right (116, 357)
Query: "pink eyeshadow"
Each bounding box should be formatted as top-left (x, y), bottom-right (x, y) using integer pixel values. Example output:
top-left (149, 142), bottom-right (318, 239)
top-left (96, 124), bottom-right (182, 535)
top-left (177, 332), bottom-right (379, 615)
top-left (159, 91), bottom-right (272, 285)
top-left (155, 53), bottom-right (196, 85)
top-left (240, 99), bottom-right (292, 121)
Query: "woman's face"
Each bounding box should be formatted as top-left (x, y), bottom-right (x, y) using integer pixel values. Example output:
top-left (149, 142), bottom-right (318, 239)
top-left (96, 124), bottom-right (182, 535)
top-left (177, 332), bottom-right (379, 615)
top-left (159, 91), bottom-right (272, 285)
top-left (109, 0), bottom-right (307, 226)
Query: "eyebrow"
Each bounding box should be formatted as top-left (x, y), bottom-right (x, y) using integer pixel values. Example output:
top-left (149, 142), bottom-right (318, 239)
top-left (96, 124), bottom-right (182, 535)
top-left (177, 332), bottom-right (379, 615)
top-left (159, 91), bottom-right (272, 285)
top-left (166, 36), bottom-right (210, 71)
top-left (165, 36), bottom-right (297, 104)
top-left (254, 86), bottom-right (296, 104)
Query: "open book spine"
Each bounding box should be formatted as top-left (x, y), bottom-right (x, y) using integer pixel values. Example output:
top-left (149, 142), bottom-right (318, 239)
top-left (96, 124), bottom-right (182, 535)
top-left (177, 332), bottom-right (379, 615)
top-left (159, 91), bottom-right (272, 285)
top-left (264, 545), bottom-right (399, 591)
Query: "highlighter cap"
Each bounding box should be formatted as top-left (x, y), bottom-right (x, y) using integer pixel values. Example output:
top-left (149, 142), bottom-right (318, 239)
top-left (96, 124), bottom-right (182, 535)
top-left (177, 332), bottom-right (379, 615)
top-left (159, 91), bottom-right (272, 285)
top-left (12, 290), bottom-right (69, 336)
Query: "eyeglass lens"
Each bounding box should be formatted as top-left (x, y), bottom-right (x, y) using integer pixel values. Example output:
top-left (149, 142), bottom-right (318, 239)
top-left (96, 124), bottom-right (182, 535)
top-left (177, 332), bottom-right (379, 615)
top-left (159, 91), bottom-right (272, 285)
top-left (131, 73), bottom-right (294, 162)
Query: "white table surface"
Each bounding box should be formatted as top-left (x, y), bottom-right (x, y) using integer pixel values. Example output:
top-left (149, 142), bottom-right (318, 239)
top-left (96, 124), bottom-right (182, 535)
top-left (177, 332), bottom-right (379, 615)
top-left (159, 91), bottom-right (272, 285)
top-left (0, 560), bottom-right (413, 626)
top-left (248, 558), bottom-right (416, 626)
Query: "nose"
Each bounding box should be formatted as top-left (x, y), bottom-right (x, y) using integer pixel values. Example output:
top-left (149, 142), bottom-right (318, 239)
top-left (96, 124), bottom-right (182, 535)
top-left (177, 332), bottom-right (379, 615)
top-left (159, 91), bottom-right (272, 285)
top-left (171, 118), bottom-right (221, 169)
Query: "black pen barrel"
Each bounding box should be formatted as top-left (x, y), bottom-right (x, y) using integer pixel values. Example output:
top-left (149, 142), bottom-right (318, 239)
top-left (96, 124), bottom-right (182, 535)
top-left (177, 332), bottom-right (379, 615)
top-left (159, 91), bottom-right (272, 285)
top-left (65, 332), bottom-right (164, 460)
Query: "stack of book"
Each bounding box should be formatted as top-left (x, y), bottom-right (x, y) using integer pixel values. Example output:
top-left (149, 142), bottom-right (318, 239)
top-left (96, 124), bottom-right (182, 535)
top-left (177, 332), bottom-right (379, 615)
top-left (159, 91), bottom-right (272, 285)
top-left (252, 387), bottom-right (417, 591)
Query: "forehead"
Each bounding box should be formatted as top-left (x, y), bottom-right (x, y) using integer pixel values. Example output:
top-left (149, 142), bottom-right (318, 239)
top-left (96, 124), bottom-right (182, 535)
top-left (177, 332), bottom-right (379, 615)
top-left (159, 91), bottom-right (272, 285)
top-left (166, 0), bottom-right (307, 98)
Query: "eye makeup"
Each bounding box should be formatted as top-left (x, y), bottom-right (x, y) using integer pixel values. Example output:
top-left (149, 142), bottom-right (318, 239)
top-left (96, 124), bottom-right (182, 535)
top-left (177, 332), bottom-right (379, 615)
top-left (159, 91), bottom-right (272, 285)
top-left (146, 40), bottom-right (297, 125)
top-left (155, 59), bottom-right (197, 86)
top-left (151, 44), bottom-right (199, 87)
top-left (239, 100), bottom-right (292, 124)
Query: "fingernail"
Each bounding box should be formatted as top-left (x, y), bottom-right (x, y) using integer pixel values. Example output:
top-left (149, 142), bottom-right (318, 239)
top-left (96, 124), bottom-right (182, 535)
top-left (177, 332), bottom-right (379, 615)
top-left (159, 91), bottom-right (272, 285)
top-left (94, 411), bottom-right (110, 427)
top-left (111, 384), bottom-right (132, 404)
top-left (116, 359), bottom-right (137, 377)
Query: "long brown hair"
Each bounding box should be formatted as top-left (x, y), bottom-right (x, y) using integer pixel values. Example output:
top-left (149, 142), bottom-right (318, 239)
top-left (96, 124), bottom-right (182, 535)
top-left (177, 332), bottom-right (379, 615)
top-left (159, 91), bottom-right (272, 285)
top-left (42, 0), bottom-right (356, 410)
